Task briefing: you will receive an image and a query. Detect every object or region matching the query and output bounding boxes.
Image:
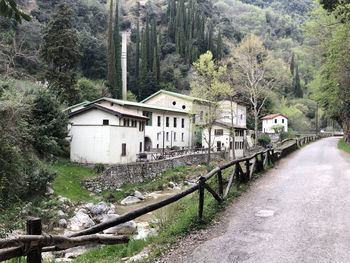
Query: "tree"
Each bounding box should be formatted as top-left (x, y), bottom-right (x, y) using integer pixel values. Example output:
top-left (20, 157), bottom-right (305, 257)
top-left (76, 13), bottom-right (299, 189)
top-left (290, 53), bottom-right (295, 75)
top-left (0, 0), bottom-right (31, 23)
top-left (29, 89), bottom-right (68, 156)
top-left (231, 34), bottom-right (278, 146)
top-left (106, 0), bottom-right (118, 98)
top-left (294, 65), bottom-right (303, 98)
top-left (40, 3), bottom-right (81, 105)
top-left (114, 0), bottom-right (122, 98)
top-left (190, 51), bottom-right (230, 166)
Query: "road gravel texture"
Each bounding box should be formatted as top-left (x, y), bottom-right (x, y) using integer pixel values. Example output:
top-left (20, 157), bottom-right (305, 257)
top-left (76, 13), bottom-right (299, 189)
top-left (156, 137), bottom-right (350, 263)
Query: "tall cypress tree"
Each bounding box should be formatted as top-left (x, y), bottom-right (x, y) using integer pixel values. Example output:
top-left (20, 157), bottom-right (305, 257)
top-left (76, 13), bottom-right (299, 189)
top-left (40, 3), bottom-right (81, 105)
top-left (140, 29), bottom-right (148, 80)
top-left (216, 30), bottom-right (223, 60)
top-left (295, 65), bottom-right (303, 98)
top-left (114, 0), bottom-right (122, 99)
top-left (106, 0), bottom-right (118, 98)
top-left (135, 18), bottom-right (140, 84)
top-left (290, 53), bottom-right (295, 75)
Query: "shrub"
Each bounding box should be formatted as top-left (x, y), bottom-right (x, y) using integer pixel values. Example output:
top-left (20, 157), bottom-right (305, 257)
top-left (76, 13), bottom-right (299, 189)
top-left (93, 163), bottom-right (105, 174)
top-left (258, 134), bottom-right (271, 147)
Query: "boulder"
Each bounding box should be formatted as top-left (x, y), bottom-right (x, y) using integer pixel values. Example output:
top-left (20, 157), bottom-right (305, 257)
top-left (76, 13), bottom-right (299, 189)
top-left (134, 190), bottom-right (145, 200)
top-left (59, 219), bottom-right (67, 228)
top-left (168, 182), bottom-right (176, 189)
top-left (69, 211), bottom-right (95, 231)
top-left (58, 210), bottom-right (66, 217)
top-left (101, 214), bottom-right (137, 235)
top-left (46, 186), bottom-right (55, 195)
top-left (85, 201), bottom-right (109, 216)
top-left (103, 221), bottom-right (137, 235)
top-left (121, 196), bottom-right (142, 205)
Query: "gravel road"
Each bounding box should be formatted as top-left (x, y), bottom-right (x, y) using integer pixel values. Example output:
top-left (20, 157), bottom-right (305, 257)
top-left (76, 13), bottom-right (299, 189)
top-left (156, 137), bottom-right (350, 263)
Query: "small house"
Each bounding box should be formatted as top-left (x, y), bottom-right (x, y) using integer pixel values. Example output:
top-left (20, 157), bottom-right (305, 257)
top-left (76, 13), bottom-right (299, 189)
top-left (261, 113), bottom-right (288, 133)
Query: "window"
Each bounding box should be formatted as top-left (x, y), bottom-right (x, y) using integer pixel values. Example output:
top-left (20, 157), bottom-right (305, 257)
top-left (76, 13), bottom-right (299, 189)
top-left (139, 121), bottom-right (144, 132)
top-left (157, 144), bottom-right (159, 149)
top-left (230, 142), bottom-right (233, 150)
top-left (174, 132), bottom-right (176, 141)
top-left (166, 117), bottom-right (169, 127)
top-left (215, 129), bottom-right (224, 136)
top-left (173, 117), bottom-right (177, 128)
top-left (157, 133), bottom-right (160, 141)
top-left (172, 101), bottom-right (176, 105)
top-left (157, 116), bottom-right (161, 127)
top-left (143, 111), bottom-right (152, 126)
top-left (282, 119), bottom-right (285, 124)
top-left (139, 142), bottom-right (143, 152)
top-left (182, 105), bottom-right (186, 110)
top-left (192, 115), bottom-right (196, 124)
top-left (240, 114), bottom-right (243, 120)
top-left (166, 132), bottom-right (169, 141)
top-left (181, 133), bottom-right (184, 142)
top-left (200, 111), bottom-right (203, 121)
top-left (274, 119), bottom-right (277, 124)
top-left (181, 118), bottom-right (185, 128)
top-left (122, 143), bottom-right (126, 156)
top-left (103, 119), bottom-right (109, 125)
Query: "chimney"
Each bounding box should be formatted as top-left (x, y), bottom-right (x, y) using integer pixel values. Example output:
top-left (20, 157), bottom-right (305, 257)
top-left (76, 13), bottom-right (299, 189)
top-left (121, 31), bottom-right (127, 100)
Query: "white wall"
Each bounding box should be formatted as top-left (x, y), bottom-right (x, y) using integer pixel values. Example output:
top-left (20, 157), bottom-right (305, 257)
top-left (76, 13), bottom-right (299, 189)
top-left (262, 116), bottom-right (288, 133)
top-left (201, 125), bottom-right (245, 158)
top-left (69, 109), bottom-right (144, 164)
top-left (143, 93), bottom-right (193, 112)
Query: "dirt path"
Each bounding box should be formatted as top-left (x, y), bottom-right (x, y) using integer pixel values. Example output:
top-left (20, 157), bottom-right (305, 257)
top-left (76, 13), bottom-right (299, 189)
top-left (154, 137), bottom-right (350, 263)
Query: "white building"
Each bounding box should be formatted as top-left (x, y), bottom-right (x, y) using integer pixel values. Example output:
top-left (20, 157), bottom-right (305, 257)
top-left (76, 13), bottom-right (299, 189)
top-left (69, 103), bottom-right (148, 164)
top-left (261, 113), bottom-right (289, 133)
top-left (201, 122), bottom-right (246, 158)
top-left (68, 90), bottom-right (248, 164)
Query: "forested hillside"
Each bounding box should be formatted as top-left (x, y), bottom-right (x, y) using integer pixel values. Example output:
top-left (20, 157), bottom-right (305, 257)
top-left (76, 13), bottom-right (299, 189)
top-left (0, 0), bottom-right (323, 132)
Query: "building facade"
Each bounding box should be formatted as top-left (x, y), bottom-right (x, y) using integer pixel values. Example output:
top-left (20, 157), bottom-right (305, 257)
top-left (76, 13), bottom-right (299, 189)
top-left (261, 113), bottom-right (289, 133)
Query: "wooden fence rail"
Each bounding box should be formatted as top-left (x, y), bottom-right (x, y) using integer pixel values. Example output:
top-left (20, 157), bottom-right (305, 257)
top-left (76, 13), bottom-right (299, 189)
top-left (0, 134), bottom-right (325, 263)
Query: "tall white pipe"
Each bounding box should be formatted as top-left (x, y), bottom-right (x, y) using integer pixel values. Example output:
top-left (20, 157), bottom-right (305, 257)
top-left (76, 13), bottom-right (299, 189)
top-left (121, 31), bottom-right (127, 100)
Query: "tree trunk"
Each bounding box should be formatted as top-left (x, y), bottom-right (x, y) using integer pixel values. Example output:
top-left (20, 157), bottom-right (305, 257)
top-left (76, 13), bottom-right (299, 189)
top-left (254, 112), bottom-right (258, 147)
top-left (207, 127), bottom-right (212, 167)
top-left (343, 117), bottom-right (350, 143)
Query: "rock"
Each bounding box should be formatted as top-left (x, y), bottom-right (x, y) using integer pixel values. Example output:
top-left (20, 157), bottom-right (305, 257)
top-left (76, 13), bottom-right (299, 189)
top-left (46, 186), bottom-right (54, 195)
top-left (168, 182), bottom-right (176, 189)
top-left (126, 247), bottom-right (150, 263)
top-left (58, 210), bottom-right (66, 217)
top-left (103, 220), bottom-right (137, 235)
top-left (58, 196), bottom-right (70, 204)
top-left (59, 230), bottom-right (75, 236)
top-left (121, 196), bottom-right (142, 205)
top-left (69, 211), bottom-right (95, 231)
top-left (85, 201), bottom-right (109, 216)
top-left (59, 219), bottom-right (67, 228)
top-left (134, 190), bottom-right (145, 200)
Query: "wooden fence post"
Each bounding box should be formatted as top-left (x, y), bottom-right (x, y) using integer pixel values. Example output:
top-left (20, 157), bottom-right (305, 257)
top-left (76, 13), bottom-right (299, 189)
top-left (198, 177), bottom-right (205, 220)
top-left (26, 217), bottom-right (42, 263)
top-left (217, 170), bottom-right (223, 197)
top-left (245, 160), bottom-right (250, 182)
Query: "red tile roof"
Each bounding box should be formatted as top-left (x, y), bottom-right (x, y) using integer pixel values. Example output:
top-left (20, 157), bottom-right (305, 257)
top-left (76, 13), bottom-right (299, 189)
top-left (261, 113), bottom-right (288, 120)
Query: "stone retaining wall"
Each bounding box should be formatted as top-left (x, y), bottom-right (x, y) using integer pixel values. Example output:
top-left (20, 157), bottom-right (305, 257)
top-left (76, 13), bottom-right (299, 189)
top-left (83, 152), bottom-right (224, 192)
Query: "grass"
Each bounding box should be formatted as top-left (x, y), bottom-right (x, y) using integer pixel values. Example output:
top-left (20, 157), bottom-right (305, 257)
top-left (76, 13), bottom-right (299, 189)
top-left (49, 159), bottom-right (97, 203)
top-left (68, 163), bottom-right (256, 263)
top-left (338, 138), bottom-right (350, 154)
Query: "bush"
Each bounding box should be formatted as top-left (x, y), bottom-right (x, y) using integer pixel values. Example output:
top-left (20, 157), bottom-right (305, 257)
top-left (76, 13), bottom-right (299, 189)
top-left (258, 134), bottom-right (271, 147)
top-left (93, 163), bottom-right (105, 174)
top-left (279, 132), bottom-right (295, 141)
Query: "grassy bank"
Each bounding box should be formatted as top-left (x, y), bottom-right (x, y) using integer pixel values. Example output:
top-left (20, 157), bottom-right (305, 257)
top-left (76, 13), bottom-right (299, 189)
top-left (68, 166), bottom-right (252, 263)
top-left (338, 138), bottom-right (350, 154)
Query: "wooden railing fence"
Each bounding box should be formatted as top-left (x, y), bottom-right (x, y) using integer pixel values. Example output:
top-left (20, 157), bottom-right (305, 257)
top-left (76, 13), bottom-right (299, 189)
top-left (0, 135), bottom-right (325, 262)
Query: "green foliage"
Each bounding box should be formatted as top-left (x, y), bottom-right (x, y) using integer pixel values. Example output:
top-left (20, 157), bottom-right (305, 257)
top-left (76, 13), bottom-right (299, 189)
top-left (29, 89), bottom-right (69, 156)
top-left (0, 0), bottom-right (32, 23)
top-left (113, 0), bottom-right (122, 99)
top-left (280, 132), bottom-right (294, 141)
top-left (40, 3), bottom-right (81, 105)
top-left (93, 163), bottom-right (105, 174)
top-left (270, 124), bottom-right (284, 133)
top-left (76, 78), bottom-right (101, 101)
top-left (258, 134), bottom-right (271, 147)
top-left (338, 138), bottom-right (350, 154)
